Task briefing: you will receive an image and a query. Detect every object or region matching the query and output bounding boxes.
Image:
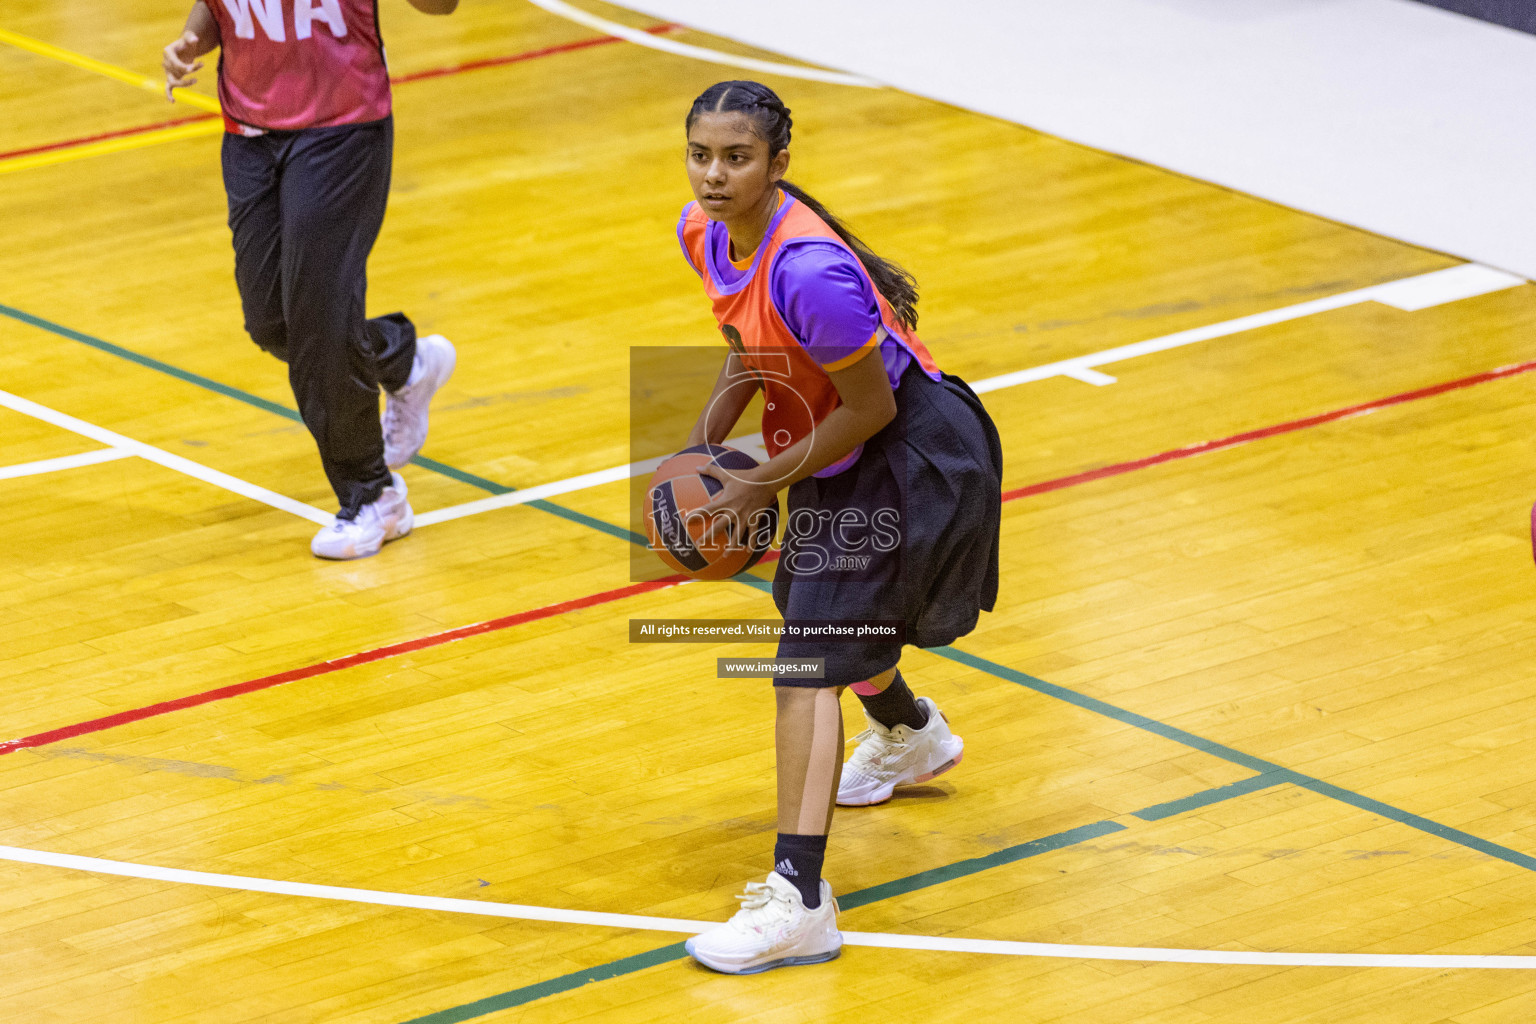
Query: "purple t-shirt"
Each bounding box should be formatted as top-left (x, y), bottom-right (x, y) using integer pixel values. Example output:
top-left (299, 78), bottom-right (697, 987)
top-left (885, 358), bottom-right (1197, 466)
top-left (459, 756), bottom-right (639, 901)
top-left (707, 226), bottom-right (924, 386)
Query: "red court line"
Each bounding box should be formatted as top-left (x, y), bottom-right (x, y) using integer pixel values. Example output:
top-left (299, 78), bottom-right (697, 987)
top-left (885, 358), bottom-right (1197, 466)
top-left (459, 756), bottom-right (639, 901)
top-left (5, 358), bottom-right (1533, 757)
top-left (1002, 358), bottom-right (1536, 502)
top-left (393, 22), bottom-right (679, 83)
top-left (0, 113), bottom-right (217, 161)
top-left (0, 575), bottom-right (687, 757)
top-left (1, 23), bottom-right (680, 165)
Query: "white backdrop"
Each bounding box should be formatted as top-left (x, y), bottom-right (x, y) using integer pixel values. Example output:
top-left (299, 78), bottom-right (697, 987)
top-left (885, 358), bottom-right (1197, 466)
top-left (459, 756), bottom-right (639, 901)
top-left (613, 0), bottom-right (1536, 280)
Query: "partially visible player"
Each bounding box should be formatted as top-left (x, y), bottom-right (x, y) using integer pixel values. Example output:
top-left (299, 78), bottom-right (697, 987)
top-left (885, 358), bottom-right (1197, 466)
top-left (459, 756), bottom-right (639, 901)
top-left (674, 81), bottom-right (1003, 973)
top-left (161, 0), bottom-right (459, 559)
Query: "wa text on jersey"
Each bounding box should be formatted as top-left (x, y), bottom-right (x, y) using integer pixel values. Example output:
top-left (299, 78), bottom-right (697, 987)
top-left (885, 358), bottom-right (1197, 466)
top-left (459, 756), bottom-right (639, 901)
top-left (220, 0), bottom-right (349, 42)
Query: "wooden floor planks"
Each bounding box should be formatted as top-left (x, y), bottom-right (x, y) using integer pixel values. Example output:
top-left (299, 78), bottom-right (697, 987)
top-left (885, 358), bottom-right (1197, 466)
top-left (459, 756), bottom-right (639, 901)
top-left (2, 1), bottom-right (1536, 1021)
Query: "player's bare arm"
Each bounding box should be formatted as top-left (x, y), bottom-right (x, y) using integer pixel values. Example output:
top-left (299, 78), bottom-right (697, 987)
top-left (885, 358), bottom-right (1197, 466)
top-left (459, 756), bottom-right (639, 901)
top-left (162, 1), bottom-right (219, 100)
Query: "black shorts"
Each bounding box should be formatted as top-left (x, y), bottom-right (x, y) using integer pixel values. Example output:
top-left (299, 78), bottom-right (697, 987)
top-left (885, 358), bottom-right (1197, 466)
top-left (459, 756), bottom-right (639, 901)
top-left (772, 363), bottom-right (1002, 686)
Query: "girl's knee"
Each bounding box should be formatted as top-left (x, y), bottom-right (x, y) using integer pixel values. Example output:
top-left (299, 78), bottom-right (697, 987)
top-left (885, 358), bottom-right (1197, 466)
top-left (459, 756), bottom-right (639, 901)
top-left (246, 319), bottom-right (289, 362)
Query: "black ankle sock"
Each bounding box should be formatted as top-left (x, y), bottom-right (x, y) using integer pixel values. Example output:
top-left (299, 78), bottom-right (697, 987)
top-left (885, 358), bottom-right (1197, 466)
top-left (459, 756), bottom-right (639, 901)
top-left (855, 670), bottom-right (929, 731)
top-left (773, 833), bottom-right (827, 909)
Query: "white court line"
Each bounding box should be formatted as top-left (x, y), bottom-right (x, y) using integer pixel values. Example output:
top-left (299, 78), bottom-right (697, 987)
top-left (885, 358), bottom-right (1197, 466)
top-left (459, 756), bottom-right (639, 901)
top-left (524, 0), bottom-right (881, 88)
top-left (413, 439), bottom-right (773, 527)
top-left (415, 262), bottom-right (1524, 527)
top-left (836, 930), bottom-right (1536, 970)
top-left (14, 267), bottom-right (1509, 530)
top-left (0, 845), bottom-right (713, 935)
top-left (415, 461), bottom-right (648, 527)
top-left (2, 843), bottom-right (1533, 968)
top-left (968, 262), bottom-right (1524, 393)
top-left (0, 447), bottom-right (132, 481)
top-left (0, 390), bottom-right (332, 526)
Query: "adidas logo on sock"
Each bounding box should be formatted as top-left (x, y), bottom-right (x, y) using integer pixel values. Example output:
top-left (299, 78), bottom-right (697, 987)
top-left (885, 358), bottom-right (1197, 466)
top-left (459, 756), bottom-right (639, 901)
top-left (774, 859), bottom-right (798, 877)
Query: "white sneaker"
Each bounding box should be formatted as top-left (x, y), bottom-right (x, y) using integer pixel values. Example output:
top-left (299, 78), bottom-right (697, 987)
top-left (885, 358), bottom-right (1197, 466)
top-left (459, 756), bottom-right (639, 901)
top-left (383, 333), bottom-right (456, 469)
top-left (311, 472), bottom-right (413, 560)
top-left (685, 872), bottom-right (841, 974)
top-left (837, 696), bottom-right (964, 807)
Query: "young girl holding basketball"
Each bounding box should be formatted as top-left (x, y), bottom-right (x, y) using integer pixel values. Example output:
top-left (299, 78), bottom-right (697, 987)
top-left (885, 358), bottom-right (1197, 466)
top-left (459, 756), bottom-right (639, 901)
top-left (676, 81), bottom-right (1002, 974)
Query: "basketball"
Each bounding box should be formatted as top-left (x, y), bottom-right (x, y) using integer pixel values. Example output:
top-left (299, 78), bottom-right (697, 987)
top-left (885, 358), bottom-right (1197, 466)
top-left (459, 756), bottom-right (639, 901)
top-left (645, 444), bottom-right (779, 580)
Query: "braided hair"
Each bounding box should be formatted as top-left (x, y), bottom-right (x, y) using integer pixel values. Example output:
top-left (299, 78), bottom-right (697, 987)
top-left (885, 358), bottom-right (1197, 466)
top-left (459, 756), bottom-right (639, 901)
top-left (685, 80), bottom-right (920, 331)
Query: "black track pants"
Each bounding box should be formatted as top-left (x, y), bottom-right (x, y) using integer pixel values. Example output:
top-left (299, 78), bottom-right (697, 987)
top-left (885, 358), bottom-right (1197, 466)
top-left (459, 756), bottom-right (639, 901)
top-left (222, 115), bottom-right (417, 515)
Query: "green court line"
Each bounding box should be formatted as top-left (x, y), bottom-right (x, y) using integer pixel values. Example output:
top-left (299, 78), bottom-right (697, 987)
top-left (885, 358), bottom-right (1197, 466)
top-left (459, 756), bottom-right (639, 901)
top-left (1133, 772), bottom-right (1286, 821)
top-left (12, 299), bottom-right (1534, 1016)
top-left (837, 818), bottom-right (1126, 910)
top-left (658, 580), bottom-right (1536, 870)
top-left (398, 816), bottom-right (1138, 1024)
top-left (0, 300), bottom-right (642, 545)
top-left (400, 678), bottom-right (1536, 1024)
top-left (933, 646), bottom-right (1536, 873)
top-left (406, 452), bottom-right (641, 544)
top-left (0, 300), bottom-right (300, 419)
top-left (401, 942), bottom-right (690, 1024)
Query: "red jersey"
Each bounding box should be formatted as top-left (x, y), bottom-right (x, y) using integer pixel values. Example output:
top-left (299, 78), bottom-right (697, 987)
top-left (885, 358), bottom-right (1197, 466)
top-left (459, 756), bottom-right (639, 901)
top-left (210, 0), bottom-right (392, 132)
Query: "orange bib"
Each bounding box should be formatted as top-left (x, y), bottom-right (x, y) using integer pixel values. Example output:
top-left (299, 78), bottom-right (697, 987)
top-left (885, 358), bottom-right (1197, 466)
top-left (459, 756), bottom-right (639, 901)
top-left (678, 192), bottom-right (939, 475)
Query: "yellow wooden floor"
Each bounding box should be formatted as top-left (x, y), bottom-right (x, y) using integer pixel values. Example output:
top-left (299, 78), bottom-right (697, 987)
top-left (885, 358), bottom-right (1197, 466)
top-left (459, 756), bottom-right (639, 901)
top-left (4, 1), bottom-right (1536, 1021)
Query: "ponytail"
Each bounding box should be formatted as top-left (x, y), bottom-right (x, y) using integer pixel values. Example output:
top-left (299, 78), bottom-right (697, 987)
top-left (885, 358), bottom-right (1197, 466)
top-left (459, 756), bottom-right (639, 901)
top-left (777, 181), bottom-right (920, 332)
top-left (686, 81), bottom-right (920, 331)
